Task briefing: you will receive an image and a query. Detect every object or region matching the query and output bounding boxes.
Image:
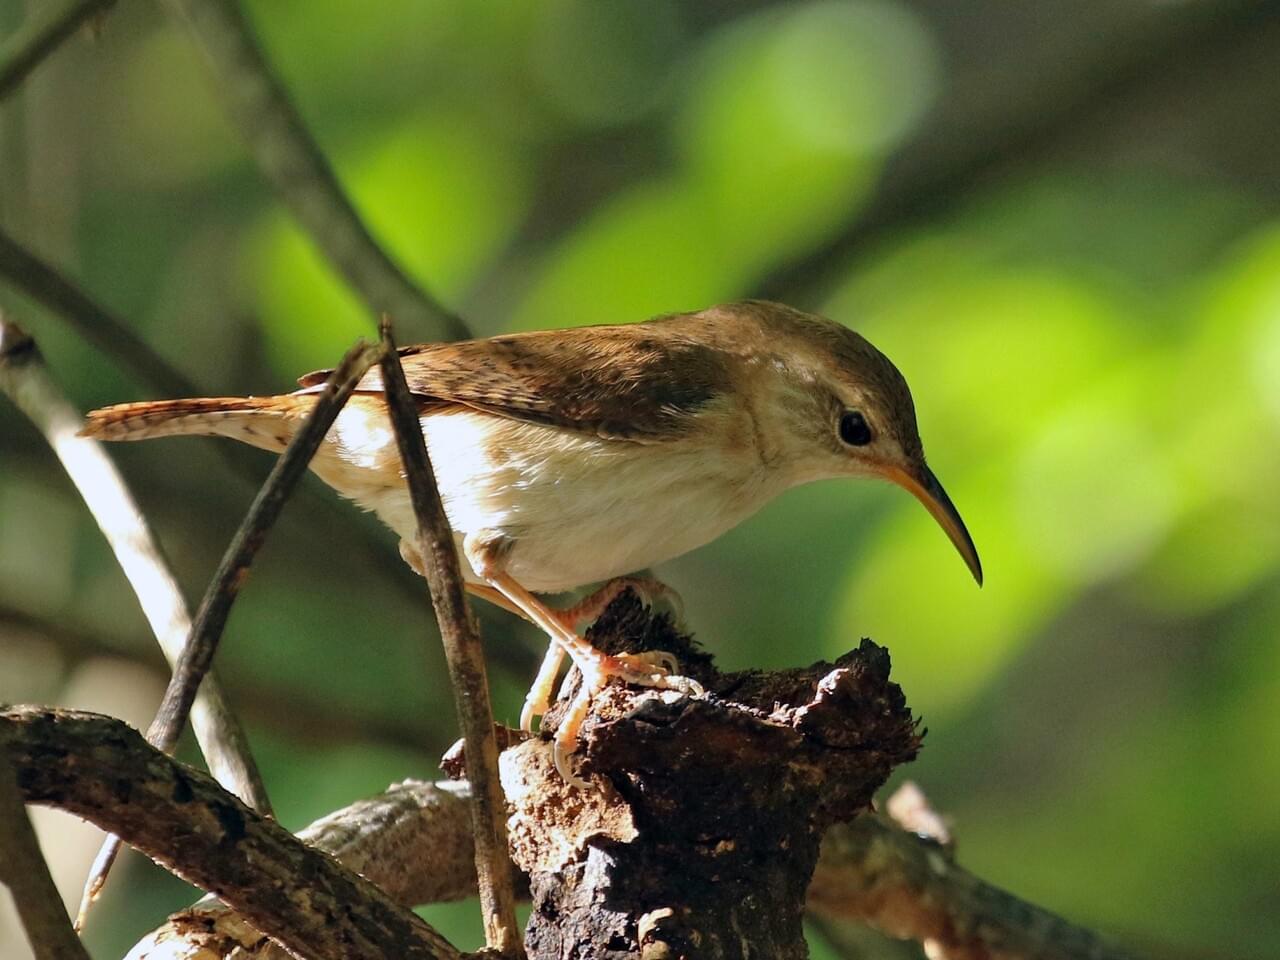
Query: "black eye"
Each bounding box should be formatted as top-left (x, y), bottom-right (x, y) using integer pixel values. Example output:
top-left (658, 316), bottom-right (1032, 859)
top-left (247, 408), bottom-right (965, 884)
top-left (838, 410), bottom-right (872, 446)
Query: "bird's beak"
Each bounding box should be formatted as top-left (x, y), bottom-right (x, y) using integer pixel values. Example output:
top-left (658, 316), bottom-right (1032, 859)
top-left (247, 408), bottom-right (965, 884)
top-left (878, 463), bottom-right (983, 586)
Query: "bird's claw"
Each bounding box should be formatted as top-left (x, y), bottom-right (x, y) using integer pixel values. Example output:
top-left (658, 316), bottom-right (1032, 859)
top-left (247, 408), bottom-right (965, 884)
top-left (631, 583), bottom-right (686, 630)
top-left (549, 651), bottom-right (705, 790)
top-left (609, 651), bottom-right (705, 698)
top-left (553, 738), bottom-right (592, 790)
top-left (519, 695), bottom-right (547, 733)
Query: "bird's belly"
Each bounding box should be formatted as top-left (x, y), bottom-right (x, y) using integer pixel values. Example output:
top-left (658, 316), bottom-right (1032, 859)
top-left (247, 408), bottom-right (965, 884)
top-left (325, 409), bottom-right (767, 595)
top-left (499, 481), bottom-right (753, 593)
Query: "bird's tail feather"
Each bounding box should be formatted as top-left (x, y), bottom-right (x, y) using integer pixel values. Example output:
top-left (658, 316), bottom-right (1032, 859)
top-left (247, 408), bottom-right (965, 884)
top-left (80, 395), bottom-right (311, 450)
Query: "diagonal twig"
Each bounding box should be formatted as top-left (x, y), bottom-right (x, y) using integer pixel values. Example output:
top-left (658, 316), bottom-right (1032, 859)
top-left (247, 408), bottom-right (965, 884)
top-left (0, 316), bottom-right (269, 811)
top-left (77, 337), bottom-right (382, 922)
top-left (0, 314), bottom-right (275, 926)
top-left (1, 707), bottom-right (465, 960)
top-left (145, 337), bottom-right (382, 754)
top-left (378, 317), bottom-right (523, 956)
top-left (757, 0), bottom-right (1278, 305)
top-left (160, 0), bottom-right (468, 343)
top-left (0, 747), bottom-right (92, 960)
top-left (0, 0), bottom-right (116, 102)
top-left (0, 227), bottom-right (200, 399)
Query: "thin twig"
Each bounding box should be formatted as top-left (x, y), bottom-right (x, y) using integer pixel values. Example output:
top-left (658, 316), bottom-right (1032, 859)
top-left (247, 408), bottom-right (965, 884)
top-left (378, 317), bottom-right (523, 956)
top-left (0, 227), bottom-right (200, 399)
top-left (0, 0), bottom-right (116, 101)
top-left (0, 316), bottom-right (269, 806)
top-left (0, 602), bottom-right (448, 753)
top-left (2, 707), bottom-right (465, 960)
top-left (0, 314), bottom-right (275, 927)
top-left (160, 0), bottom-right (468, 343)
top-left (0, 748), bottom-right (92, 960)
top-left (145, 338), bottom-right (381, 753)
top-left (77, 337), bottom-right (381, 922)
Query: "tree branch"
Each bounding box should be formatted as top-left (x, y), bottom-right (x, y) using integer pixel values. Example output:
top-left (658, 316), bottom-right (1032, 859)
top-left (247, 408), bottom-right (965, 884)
top-left (79, 337), bottom-right (381, 921)
top-left (483, 597), bottom-right (920, 959)
top-left (0, 748), bottom-right (91, 960)
top-left (160, 0), bottom-right (467, 343)
top-left (810, 815), bottom-right (1137, 960)
top-left (127, 779), bottom-right (490, 960)
top-left (0, 0), bottom-right (116, 101)
top-left (119, 769), bottom-right (1142, 960)
top-left (0, 315), bottom-right (269, 810)
top-left (0, 707), bottom-right (465, 960)
top-left (0, 227), bottom-right (200, 399)
top-left (379, 318), bottom-right (522, 957)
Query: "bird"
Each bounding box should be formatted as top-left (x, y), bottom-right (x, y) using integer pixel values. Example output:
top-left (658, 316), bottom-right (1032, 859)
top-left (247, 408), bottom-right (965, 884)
top-left (82, 300), bottom-right (981, 785)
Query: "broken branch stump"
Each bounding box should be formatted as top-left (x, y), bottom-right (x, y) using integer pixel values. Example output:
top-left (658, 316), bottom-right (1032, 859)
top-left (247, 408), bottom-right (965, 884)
top-left (450, 594), bottom-right (920, 960)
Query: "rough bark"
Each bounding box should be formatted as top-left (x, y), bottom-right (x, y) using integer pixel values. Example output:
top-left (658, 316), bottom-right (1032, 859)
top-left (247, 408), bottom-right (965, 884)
top-left (812, 816), bottom-right (1136, 960)
top-left (127, 779), bottom-right (487, 960)
top-left (0, 707), bottom-right (463, 960)
top-left (450, 594), bottom-right (921, 959)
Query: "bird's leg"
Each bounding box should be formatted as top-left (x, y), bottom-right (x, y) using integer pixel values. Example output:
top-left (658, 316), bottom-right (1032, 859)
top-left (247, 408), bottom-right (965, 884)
top-left (483, 570), bottom-right (703, 786)
top-left (518, 577), bottom-right (685, 730)
top-left (451, 583), bottom-right (567, 732)
top-left (401, 540), bottom-right (697, 772)
top-left (533, 576), bottom-right (684, 722)
top-left (559, 576), bottom-right (685, 630)
top-left (520, 643), bottom-right (567, 732)
top-left (445, 570), bottom-right (685, 731)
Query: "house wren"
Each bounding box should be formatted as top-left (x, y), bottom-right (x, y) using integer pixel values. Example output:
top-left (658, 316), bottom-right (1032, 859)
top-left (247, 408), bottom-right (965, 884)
top-left (83, 300), bottom-right (981, 783)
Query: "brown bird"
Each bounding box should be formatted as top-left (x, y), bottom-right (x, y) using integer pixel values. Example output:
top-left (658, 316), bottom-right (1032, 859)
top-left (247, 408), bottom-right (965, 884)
top-left (82, 300), bottom-right (981, 784)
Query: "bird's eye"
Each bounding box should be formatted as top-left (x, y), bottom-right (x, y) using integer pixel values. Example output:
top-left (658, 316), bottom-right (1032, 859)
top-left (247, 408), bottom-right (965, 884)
top-left (838, 410), bottom-right (872, 446)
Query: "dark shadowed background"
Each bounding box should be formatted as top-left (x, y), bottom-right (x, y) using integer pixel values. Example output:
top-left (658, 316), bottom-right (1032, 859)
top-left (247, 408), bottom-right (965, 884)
top-left (2, 2), bottom-right (1279, 957)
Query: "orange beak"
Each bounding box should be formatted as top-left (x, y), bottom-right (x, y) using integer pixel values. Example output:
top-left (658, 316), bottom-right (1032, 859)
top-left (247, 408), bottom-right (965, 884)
top-left (879, 463), bottom-right (983, 586)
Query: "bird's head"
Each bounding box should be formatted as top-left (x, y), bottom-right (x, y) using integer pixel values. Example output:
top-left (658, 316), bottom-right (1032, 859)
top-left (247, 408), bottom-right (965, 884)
top-left (737, 301), bottom-right (983, 586)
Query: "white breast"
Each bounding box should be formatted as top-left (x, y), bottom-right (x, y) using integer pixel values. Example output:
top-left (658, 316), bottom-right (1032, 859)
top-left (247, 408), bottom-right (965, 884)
top-left (318, 405), bottom-right (778, 594)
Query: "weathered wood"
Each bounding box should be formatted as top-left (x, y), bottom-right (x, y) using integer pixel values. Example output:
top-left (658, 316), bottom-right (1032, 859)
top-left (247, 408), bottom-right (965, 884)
top-left (0, 707), bottom-right (463, 960)
top-left (453, 594), bottom-right (920, 959)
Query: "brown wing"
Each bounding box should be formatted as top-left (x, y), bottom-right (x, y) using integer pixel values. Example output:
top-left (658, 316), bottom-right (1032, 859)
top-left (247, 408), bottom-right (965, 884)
top-left (296, 320), bottom-right (732, 442)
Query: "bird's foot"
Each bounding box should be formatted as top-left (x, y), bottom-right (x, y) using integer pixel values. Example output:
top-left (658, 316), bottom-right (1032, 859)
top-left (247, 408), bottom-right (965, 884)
top-left (480, 571), bottom-right (703, 787)
top-left (520, 642), bottom-right (566, 733)
top-left (551, 647), bottom-right (704, 788)
top-left (602, 650), bottom-right (703, 696)
top-left (518, 579), bottom-right (686, 733)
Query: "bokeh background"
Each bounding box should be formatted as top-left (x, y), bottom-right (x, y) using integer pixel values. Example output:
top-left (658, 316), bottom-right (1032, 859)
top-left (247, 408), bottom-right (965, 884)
top-left (3, 1), bottom-right (1280, 957)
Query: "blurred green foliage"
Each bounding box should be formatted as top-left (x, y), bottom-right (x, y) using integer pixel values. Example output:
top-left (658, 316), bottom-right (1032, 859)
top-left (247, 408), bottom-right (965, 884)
top-left (3, 1), bottom-right (1279, 957)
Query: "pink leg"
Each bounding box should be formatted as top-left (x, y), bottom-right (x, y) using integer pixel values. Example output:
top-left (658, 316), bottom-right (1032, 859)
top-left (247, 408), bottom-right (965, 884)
top-left (402, 540), bottom-right (697, 776)
top-left (484, 571), bottom-right (703, 788)
top-left (558, 576), bottom-right (685, 629)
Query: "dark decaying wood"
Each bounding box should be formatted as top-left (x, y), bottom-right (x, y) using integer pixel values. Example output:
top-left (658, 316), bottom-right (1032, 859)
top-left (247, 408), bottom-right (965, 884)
top-left (447, 593), bottom-right (921, 960)
top-left (0, 707), bottom-right (463, 960)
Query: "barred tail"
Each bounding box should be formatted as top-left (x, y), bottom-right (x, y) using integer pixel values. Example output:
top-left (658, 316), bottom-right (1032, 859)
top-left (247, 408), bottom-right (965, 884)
top-left (79, 395), bottom-right (311, 451)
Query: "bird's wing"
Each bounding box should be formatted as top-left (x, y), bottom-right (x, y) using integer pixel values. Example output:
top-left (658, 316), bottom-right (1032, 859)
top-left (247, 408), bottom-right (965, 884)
top-left (296, 324), bottom-right (731, 442)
